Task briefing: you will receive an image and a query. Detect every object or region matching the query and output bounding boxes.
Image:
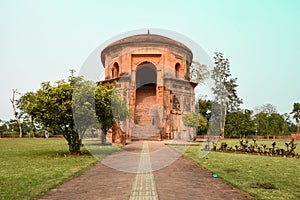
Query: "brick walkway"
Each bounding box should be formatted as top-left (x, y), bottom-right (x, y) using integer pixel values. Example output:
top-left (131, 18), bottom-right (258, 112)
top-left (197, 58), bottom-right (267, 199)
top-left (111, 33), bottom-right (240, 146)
top-left (39, 141), bottom-right (253, 200)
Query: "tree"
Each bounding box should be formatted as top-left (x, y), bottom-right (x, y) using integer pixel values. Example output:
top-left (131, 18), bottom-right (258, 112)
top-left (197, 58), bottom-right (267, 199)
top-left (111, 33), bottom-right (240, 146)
top-left (291, 102), bottom-right (300, 133)
top-left (94, 83), bottom-right (114, 144)
top-left (254, 112), bottom-right (268, 136)
top-left (283, 113), bottom-right (297, 133)
top-left (182, 112), bottom-right (207, 129)
top-left (211, 52), bottom-right (243, 138)
top-left (190, 61), bottom-right (209, 84)
top-left (0, 119), bottom-right (7, 137)
top-left (254, 103), bottom-right (277, 116)
top-left (254, 111), bottom-right (287, 137)
top-left (267, 113), bottom-right (286, 136)
top-left (225, 109), bottom-right (254, 138)
top-left (16, 91), bottom-right (40, 137)
top-left (18, 73), bottom-right (93, 153)
top-left (196, 99), bottom-right (211, 135)
top-left (72, 80), bottom-right (98, 139)
top-left (10, 89), bottom-right (22, 137)
top-left (18, 70), bottom-right (129, 151)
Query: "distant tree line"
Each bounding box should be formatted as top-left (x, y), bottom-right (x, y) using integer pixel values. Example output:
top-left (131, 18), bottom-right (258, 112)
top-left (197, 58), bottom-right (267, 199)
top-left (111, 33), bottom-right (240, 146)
top-left (191, 52), bottom-right (299, 138)
top-left (195, 100), bottom-right (298, 137)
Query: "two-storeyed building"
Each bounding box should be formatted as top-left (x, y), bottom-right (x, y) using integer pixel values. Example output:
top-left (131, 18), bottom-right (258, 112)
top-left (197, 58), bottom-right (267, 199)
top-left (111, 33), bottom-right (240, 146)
top-left (101, 33), bottom-right (197, 143)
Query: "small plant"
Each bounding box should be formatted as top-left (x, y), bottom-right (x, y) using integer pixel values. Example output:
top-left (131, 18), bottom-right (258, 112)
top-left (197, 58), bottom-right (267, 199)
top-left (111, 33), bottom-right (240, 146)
top-left (219, 142), bottom-right (228, 151)
top-left (213, 139), bottom-right (299, 158)
top-left (240, 140), bottom-right (248, 152)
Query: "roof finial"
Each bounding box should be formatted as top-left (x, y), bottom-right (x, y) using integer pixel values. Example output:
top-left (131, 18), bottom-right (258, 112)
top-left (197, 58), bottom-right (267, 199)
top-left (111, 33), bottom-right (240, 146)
top-left (147, 29), bottom-right (150, 34)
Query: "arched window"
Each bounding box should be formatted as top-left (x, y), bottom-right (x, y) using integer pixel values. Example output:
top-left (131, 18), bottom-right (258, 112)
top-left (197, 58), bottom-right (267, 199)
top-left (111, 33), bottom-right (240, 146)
top-left (111, 62), bottom-right (119, 78)
top-left (175, 63), bottom-right (181, 78)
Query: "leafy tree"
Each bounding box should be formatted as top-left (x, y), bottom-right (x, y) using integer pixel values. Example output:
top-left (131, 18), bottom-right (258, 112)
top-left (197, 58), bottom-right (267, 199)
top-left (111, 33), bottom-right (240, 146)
top-left (196, 99), bottom-right (211, 135)
top-left (254, 111), bottom-right (287, 137)
top-left (254, 112), bottom-right (268, 136)
top-left (211, 52), bottom-right (243, 138)
top-left (225, 109), bottom-right (254, 137)
top-left (16, 91), bottom-right (41, 137)
top-left (2, 119), bottom-right (20, 135)
top-left (291, 102), bottom-right (300, 132)
top-left (18, 70), bottom-right (130, 150)
top-left (190, 61), bottom-right (209, 84)
top-left (72, 80), bottom-right (98, 139)
top-left (182, 112), bottom-right (207, 129)
top-left (94, 83), bottom-right (114, 144)
top-left (267, 113), bottom-right (287, 136)
top-left (197, 99), bottom-right (212, 118)
top-left (18, 73), bottom-right (94, 153)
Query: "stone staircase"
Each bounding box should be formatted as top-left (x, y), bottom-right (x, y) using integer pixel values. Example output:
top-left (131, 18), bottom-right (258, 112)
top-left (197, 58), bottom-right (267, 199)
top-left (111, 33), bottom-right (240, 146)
top-left (131, 125), bottom-right (161, 141)
top-left (135, 85), bottom-right (156, 126)
top-left (133, 85), bottom-right (161, 140)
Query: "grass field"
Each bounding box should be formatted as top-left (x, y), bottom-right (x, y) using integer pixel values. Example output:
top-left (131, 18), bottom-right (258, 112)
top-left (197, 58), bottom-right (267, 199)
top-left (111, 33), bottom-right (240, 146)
top-left (0, 138), bottom-right (119, 200)
top-left (171, 139), bottom-right (300, 200)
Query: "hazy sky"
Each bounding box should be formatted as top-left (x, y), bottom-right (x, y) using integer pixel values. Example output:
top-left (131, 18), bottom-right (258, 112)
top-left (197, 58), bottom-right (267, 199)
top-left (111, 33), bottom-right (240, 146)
top-left (0, 0), bottom-right (299, 121)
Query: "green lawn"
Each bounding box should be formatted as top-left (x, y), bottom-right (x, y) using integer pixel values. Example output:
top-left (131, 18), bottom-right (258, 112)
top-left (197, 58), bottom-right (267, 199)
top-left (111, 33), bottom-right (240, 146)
top-left (171, 139), bottom-right (300, 200)
top-left (0, 138), bottom-right (119, 200)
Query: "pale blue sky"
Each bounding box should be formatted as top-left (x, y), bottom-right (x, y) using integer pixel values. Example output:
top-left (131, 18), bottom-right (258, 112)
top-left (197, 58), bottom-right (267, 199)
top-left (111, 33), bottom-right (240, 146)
top-left (0, 0), bottom-right (299, 120)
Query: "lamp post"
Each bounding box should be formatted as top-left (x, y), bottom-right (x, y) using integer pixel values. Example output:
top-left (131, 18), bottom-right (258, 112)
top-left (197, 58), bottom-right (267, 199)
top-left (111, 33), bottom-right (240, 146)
top-left (206, 109), bottom-right (211, 150)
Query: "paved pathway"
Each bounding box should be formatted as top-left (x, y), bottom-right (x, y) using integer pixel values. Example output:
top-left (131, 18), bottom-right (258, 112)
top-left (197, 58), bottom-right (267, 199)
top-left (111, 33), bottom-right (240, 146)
top-left (129, 142), bottom-right (159, 200)
top-left (39, 141), bottom-right (253, 200)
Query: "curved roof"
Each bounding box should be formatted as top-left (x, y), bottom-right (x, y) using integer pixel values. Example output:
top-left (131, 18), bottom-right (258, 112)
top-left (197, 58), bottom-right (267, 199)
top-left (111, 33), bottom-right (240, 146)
top-left (101, 34), bottom-right (193, 66)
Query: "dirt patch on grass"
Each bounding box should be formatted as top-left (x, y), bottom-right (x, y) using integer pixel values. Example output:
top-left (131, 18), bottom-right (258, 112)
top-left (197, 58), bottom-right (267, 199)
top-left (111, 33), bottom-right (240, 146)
top-left (224, 168), bottom-right (240, 173)
top-left (250, 182), bottom-right (277, 189)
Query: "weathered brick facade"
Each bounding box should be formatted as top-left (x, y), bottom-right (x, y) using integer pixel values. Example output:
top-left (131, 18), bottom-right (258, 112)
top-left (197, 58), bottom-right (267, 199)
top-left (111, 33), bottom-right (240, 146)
top-left (101, 33), bottom-right (197, 143)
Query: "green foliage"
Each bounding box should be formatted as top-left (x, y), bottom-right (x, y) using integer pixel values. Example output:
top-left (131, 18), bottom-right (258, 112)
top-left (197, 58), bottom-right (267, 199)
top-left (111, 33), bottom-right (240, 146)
top-left (254, 112), bottom-right (288, 136)
top-left (190, 61), bottom-right (209, 84)
top-left (94, 83), bottom-right (114, 135)
top-left (211, 52), bottom-right (243, 113)
top-left (211, 52), bottom-right (243, 138)
top-left (291, 102), bottom-right (300, 132)
top-left (225, 110), bottom-right (254, 137)
top-left (197, 99), bottom-right (212, 119)
top-left (17, 73), bottom-right (89, 152)
top-left (111, 89), bottom-right (130, 122)
top-left (72, 80), bottom-right (98, 138)
top-left (197, 100), bottom-right (294, 137)
top-left (17, 71), bottom-right (130, 151)
top-left (182, 112), bottom-right (207, 129)
top-left (196, 99), bottom-right (212, 135)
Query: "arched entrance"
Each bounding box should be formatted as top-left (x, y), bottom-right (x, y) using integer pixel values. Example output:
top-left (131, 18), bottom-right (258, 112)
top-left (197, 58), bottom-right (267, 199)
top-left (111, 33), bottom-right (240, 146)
top-left (135, 62), bottom-right (157, 126)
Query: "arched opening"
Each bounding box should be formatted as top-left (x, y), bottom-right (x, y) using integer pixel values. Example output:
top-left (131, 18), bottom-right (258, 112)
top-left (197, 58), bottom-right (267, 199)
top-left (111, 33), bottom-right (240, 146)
top-left (175, 63), bottom-right (181, 78)
top-left (135, 62), bottom-right (157, 126)
top-left (111, 62), bottom-right (119, 78)
top-left (136, 62), bottom-right (156, 88)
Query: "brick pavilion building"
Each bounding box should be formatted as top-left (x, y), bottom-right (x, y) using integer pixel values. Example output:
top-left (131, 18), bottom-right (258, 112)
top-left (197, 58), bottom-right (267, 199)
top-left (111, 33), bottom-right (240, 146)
top-left (100, 33), bottom-right (197, 143)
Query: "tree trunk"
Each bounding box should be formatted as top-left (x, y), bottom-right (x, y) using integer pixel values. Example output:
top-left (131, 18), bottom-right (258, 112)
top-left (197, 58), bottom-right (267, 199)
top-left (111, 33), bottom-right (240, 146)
top-left (63, 127), bottom-right (82, 153)
top-left (10, 89), bottom-right (22, 138)
top-left (219, 76), bottom-right (223, 139)
top-left (101, 128), bottom-right (107, 145)
top-left (222, 103), bottom-right (227, 139)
